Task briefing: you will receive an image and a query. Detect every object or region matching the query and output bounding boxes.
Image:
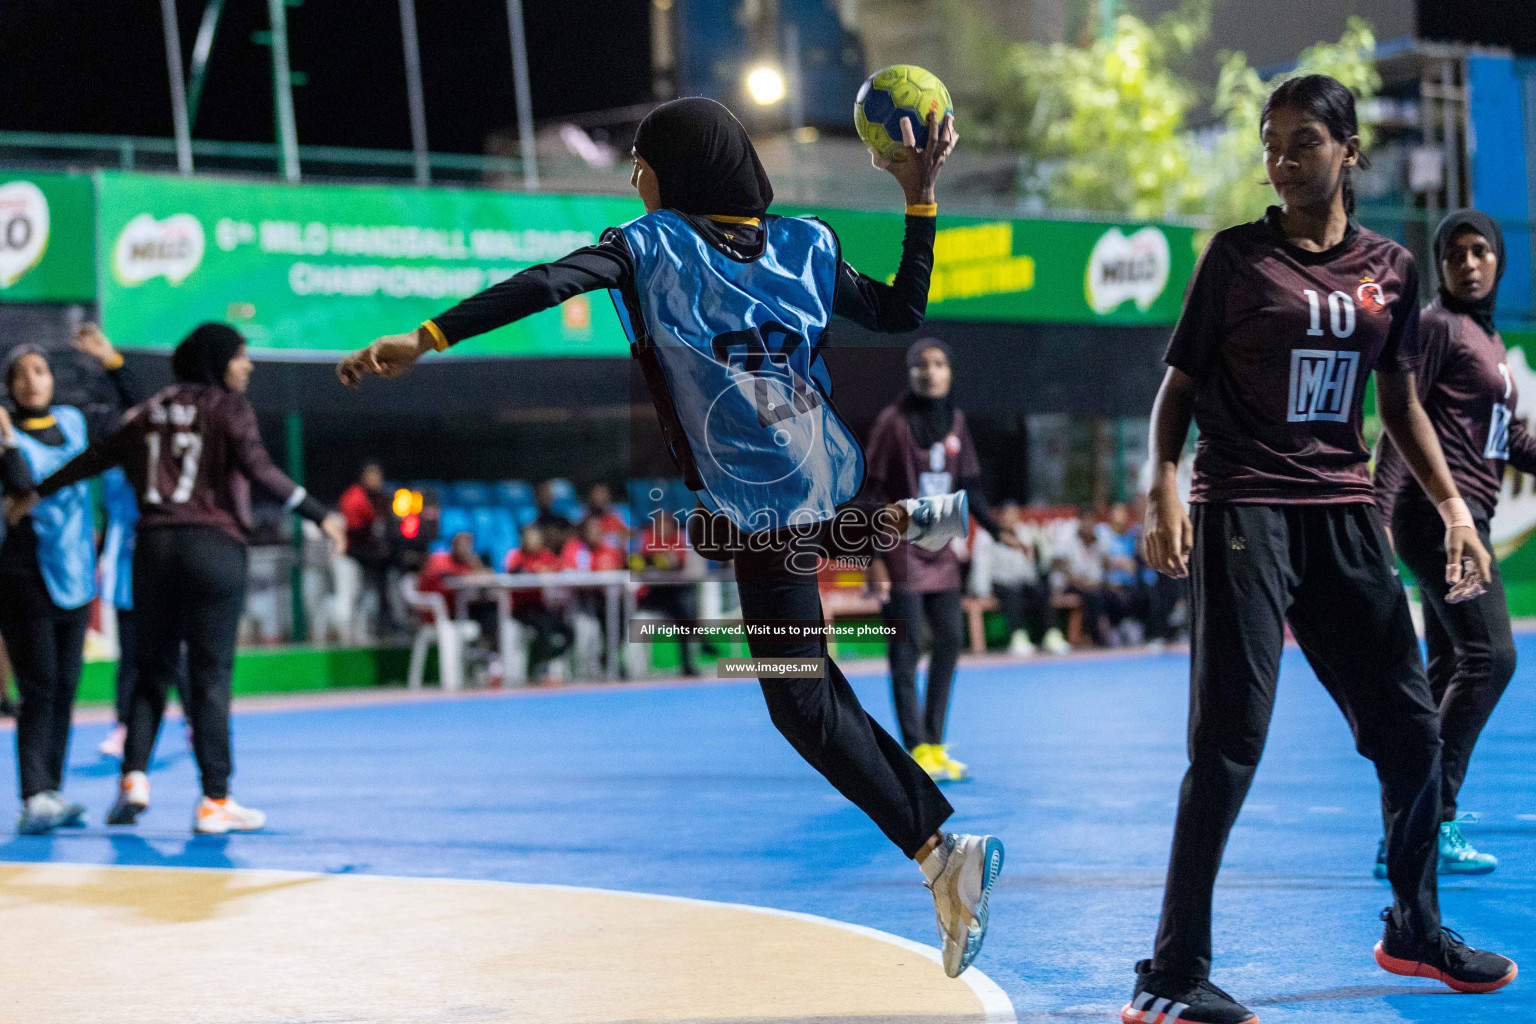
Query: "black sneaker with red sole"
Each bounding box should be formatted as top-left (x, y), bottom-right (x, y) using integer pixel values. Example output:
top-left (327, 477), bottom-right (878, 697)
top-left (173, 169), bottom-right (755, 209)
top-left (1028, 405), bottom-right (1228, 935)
top-left (1121, 960), bottom-right (1257, 1024)
top-left (1375, 912), bottom-right (1517, 994)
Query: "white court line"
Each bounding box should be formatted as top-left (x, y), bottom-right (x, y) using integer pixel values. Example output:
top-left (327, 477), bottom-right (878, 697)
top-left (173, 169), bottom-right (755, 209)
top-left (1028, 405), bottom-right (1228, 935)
top-left (22, 861), bottom-right (1019, 1024)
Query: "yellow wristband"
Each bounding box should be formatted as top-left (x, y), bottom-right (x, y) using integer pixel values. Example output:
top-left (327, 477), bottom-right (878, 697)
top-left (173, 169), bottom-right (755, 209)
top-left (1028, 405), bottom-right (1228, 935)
top-left (420, 319), bottom-right (449, 352)
top-left (905, 203), bottom-right (938, 217)
top-left (101, 351), bottom-right (125, 370)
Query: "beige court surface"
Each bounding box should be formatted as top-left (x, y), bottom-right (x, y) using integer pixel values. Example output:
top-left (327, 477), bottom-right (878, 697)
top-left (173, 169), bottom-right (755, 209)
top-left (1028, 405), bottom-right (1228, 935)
top-left (0, 862), bottom-right (1013, 1024)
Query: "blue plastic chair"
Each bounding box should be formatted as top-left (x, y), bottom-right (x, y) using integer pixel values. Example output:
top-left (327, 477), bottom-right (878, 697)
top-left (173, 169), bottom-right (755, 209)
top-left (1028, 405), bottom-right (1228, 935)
top-left (438, 506), bottom-right (473, 543)
top-left (451, 480), bottom-right (493, 506)
top-left (494, 480), bottom-right (534, 507)
top-left (546, 478), bottom-right (577, 502)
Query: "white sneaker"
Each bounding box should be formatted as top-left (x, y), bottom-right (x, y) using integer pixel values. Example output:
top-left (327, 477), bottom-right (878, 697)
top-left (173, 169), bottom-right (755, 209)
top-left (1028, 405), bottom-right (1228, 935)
top-left (18, 791), bottom-right (83, 834)
top-left (925, 832), bottom-right (1006, 978)
top-left (107, 771), bottom-right (150, 825)
top-left (900, 492), bottom-right (969, 552)
top-left (98, 723), bottom-right (126, 759)
top-left (1042, 627), bottom-right (1071, 655)
top-left (1008, 630), bottom-right (1036, 657)
top-left (194, 796), bottom-right (266, 834)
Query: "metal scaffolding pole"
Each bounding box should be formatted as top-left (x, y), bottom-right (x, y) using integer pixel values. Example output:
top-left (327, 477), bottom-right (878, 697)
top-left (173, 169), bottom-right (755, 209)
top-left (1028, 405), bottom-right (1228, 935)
top-left (505, 0), bottom-right (539, 190)
top-left (266, 0), bottom-right (301, 182)
top-left (399, 0), bottom-right (431, 186)
top-left (159, 0), bottom-right (194, 174)
top-left (186, 0), bottom-right (225, 126)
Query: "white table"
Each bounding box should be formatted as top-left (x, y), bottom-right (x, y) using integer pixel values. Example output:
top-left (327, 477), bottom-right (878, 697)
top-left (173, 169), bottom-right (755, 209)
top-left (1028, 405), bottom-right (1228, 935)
top-left (441, 569), bottom-right (731, 681)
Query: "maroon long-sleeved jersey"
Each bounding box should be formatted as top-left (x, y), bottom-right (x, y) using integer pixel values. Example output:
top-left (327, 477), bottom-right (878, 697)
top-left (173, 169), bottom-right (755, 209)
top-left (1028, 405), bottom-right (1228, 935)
top-left (1373, 299), bottom-right (1536, 522)
top-left (38, 383), bottom-right (321, 542)
top-left (1167, 210), bottom-right (1421, 504)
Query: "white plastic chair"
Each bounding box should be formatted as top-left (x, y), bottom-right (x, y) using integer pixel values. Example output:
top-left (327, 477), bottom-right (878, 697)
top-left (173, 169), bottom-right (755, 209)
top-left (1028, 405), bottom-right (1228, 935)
top-left (400, 573), bottom-right (481, 692)
top-left (624, 609), bottom-right (666, 679)
top-left (569, 611), bottom-right (604, 680)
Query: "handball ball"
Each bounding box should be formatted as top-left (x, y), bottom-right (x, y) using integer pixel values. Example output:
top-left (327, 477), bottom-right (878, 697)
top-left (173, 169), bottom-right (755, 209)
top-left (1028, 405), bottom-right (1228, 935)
top-left (854, 64), bottom-right (953, 161)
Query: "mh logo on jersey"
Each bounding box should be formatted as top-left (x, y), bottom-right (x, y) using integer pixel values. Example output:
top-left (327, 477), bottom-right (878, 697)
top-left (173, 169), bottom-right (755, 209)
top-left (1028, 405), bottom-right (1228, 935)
top-left (1288, 349), bottom-right (1360, 423)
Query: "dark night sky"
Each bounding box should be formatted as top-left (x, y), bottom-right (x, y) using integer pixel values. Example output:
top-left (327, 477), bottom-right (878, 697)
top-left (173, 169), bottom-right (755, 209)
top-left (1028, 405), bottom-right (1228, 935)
top-left (0, 0), bottom-right (654, 153)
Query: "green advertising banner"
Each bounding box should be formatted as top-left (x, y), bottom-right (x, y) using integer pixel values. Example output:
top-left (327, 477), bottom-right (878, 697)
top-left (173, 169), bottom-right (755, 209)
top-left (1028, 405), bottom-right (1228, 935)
top-left (95, 170), bottom-right (1198, 358)
top-left (0, 172), bottom-right (95, 303)
top-left (96, 171), bottom-right (643, 357)
top-left (788, 205), bottom-right (1201, 326)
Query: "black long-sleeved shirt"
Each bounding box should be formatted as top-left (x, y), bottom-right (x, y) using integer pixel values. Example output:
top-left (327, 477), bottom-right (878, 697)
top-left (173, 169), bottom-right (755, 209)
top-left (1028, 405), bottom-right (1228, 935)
top-left (426, 211), bottom-right (937, 346)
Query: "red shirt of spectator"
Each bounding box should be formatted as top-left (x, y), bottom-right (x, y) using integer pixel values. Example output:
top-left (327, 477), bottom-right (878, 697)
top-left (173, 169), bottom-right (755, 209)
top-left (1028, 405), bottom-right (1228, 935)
top-left (416, 532), bottom-right (486, 621)
top-left (505, 525), bottom-right (564, 608)
top-left (339, 463), bottom-right (387, 559)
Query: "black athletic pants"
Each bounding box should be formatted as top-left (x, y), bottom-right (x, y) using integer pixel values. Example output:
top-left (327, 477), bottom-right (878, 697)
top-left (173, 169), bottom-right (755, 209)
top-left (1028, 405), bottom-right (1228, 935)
top-left (115, 608), bottom-right (186, 725)
top-left (995, 581), bottom-right (1049, 644)
top-left (725, 503), bottom-right (954, 858)
top-left (1393, 500), bottom-right (1515, 823)
top-left (882, 588), bottom-right (964, 750)
top-left (1154, 503), bottom-right (1443, 978)
top-left (126, 526), bottom-right (248, 800)
top-left (0, 584), bottom-right (89, 800)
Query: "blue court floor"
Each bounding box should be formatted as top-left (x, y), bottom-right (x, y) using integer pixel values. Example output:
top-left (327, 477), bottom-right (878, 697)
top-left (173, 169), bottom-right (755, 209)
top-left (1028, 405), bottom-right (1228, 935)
top-left (3, 636), bottom-right (1533, 1023)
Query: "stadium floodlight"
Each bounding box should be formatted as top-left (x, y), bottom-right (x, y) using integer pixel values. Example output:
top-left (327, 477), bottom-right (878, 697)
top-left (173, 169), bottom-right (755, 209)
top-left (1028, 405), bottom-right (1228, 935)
top-left (747, 66), bottom-right (786, 106)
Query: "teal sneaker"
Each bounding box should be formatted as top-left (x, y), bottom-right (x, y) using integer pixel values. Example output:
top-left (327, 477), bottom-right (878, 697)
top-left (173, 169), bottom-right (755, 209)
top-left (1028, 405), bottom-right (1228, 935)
top-left (1439, 820), bottom-right (1497, 875)
top-left (1373, 836), bottom-right (1388, 879)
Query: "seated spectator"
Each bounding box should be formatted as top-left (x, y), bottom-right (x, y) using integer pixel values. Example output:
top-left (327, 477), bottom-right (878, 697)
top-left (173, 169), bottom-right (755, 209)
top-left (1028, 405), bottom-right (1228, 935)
top-left (505, 524), bottom-right (574, 681)
top-left (339, 461), bottom-right (399, 639)
top-left (1050, 513), bottom-right (1116, 647)
top-left (633, 511), bottom-right (704, 677)
top-left (570, 515), bottom-right (627, 572)
top-left (970, 502), bottom-right (1051, 656)
top-left (532, 480), bottom-right (574, 552)
top-left (1096, 502), bottom-right (1148, 646)
top-left (584, 483), bottom-right (630, 550)
top-left (419, 531), bottom-right (499, 650)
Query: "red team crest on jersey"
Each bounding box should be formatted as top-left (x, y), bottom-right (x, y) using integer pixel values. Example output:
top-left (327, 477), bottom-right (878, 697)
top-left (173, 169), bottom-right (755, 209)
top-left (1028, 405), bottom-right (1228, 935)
top-left (1356, 279), bottom-right (1387, 313)
top-left (945, 434), bottom-right (961, 456)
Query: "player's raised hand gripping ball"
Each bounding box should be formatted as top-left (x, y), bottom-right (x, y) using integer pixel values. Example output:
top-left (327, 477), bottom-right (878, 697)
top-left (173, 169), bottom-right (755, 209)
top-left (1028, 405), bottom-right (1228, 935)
top-left (855, 65), bottom-right (953, 162)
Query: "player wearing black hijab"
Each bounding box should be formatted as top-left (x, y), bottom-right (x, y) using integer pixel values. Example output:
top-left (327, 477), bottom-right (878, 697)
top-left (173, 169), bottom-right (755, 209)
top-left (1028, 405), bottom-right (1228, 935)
top-left (1372, 209), bottom-right (1530, 877)
top-left (339, 97), bottom-right (1005, 979)
top-left (19, 324), bottom-right (345, 833)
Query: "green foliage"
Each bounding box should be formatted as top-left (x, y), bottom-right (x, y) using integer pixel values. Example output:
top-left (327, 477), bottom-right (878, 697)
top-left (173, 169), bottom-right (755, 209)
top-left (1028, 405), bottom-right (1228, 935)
top-left (964, 3), bottom-right (1381, 225)
top-left (1207, 17), bottom-right (1381, 229)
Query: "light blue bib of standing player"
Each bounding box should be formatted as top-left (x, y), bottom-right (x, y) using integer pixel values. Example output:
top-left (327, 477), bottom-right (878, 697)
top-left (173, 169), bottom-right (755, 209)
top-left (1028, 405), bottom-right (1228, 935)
top-left (13, 405), bottom-right (96, 610)
top-left (101, 466), bottom-right (140, 610)
top-left (612, 210), bottom-right (863, 533)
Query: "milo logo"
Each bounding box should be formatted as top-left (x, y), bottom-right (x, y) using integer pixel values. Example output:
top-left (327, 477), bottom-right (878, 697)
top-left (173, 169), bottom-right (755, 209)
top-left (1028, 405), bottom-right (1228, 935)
top-left (1085, 226), bottom-right (1170, 314)
top-left (0, 181), bottom-right (49, 289)
top-left (112, 212), bottom-right (206, 286)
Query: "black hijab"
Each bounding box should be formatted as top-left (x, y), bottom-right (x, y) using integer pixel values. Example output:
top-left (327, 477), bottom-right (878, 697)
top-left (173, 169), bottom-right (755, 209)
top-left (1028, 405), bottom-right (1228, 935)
top-left (3, 343), bottom-right (50, 415)
top-left (1434, 209), bottom-right (1504, 337)
top-left (632, 98), bottom-right (773, 218)
top-left (903, 338), bottom-right (955, 449)
top-left (172, 322), bottom-right (245, 387)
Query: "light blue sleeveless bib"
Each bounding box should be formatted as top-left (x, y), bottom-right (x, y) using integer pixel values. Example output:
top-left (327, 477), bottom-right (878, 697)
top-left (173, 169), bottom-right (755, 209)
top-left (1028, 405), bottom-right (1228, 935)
top-left (613, 211), bottom-right (864, 533)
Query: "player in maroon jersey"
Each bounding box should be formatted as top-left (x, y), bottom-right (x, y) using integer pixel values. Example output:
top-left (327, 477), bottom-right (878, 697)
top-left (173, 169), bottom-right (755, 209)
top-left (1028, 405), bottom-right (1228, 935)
top-left (12, 324), bottom-right (345, 833)
top-left (1123, 77), bottom-right (1515, 1024)
top-left (1372, 209), bottom-right (1531, 878)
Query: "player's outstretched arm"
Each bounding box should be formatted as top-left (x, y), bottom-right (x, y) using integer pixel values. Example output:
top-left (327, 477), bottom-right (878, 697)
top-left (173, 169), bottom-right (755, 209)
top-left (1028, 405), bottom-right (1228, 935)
top-left (337, 326), bottom-right (436, 388)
